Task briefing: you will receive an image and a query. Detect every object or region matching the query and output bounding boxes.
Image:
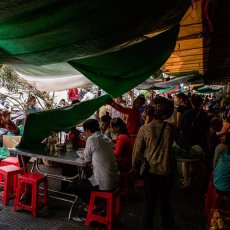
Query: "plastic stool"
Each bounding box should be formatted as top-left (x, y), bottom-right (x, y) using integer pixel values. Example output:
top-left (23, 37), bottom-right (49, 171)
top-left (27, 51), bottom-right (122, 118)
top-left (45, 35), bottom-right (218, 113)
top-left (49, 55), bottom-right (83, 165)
top-left (0, 165), bottom-right (24, 205)
top-left (85, 187), bottom-right (120, 230)
top-left (0, 157), bottom-right (22, 191)
top-left (14, 172), bottom-right (48, 217)
top-left (1, 157), bottom-right (20, 167)
top-left (120, 169), bottom-right (134, 199)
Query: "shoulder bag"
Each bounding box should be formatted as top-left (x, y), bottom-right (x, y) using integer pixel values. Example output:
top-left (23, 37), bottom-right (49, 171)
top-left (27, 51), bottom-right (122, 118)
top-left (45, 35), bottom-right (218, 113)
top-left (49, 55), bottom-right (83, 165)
top-left (140, 122), bottom-right (166, 176)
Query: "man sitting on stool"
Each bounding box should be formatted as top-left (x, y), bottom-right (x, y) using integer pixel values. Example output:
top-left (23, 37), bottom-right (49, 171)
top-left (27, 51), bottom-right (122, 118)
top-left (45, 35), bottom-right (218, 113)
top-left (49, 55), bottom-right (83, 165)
top-left (69, 119), bottom-right (119, 221)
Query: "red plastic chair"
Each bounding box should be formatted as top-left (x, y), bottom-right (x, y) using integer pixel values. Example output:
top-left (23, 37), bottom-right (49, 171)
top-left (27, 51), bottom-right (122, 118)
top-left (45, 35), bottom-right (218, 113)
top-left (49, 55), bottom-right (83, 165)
top-left (14, 172), bottom-right (48, 217)
top-left (0, 165), bottom-right (24, 205)
top-left (85, 187), bottom-right (120, 230)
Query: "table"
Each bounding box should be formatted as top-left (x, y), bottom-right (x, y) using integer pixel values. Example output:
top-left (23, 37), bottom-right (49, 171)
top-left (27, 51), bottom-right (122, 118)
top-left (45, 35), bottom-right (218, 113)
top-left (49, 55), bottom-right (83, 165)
top-left (9, 148), bottom-right (87, 219)
top-left (177, 157), bottom-right (200, 189)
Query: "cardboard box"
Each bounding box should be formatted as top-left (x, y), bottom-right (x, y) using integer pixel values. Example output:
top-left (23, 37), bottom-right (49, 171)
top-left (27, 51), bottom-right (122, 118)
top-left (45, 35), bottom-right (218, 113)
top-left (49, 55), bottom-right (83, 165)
top-left (2, 135), bottom-right (21, 149)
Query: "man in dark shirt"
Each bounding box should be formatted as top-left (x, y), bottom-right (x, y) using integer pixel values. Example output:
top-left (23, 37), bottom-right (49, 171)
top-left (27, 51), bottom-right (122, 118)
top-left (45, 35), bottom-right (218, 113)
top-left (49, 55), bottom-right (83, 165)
top-left (181, 95), bottom-right (209, 152)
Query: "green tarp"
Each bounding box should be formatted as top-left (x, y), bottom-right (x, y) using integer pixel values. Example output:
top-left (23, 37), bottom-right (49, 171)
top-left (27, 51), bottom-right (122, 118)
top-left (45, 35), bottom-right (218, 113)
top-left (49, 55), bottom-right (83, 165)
top-left (196, 86), bottom-right (222, 94)
top-left (0, 1), bottom-right (192, 152)
top-left (0, 1), bottom-right (190, 97)
top-left (15, 26), bottom-right (180, 153)
top-left (0, 0), bottom-right (190, 64)
top-left (18, 95), bottom-right (112, 153)
top-left (156, 86), bottom-right (178, 93)
top-left (70, 26), bottom-right (179, 97)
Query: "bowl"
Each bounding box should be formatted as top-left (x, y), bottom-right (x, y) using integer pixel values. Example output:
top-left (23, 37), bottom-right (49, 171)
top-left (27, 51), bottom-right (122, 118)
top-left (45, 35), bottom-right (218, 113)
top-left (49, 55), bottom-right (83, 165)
top-left (77, 150), bottom-right (84, 159)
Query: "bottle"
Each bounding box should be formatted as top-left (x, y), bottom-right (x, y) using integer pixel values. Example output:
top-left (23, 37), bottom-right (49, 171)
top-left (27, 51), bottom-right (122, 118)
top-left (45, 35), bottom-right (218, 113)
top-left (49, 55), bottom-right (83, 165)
top-left (66, 141), bottom-right (73, 152)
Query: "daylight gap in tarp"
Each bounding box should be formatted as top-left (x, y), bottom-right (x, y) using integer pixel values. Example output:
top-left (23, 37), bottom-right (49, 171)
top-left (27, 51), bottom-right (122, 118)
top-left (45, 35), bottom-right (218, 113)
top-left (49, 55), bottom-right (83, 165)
top-left (8, 63), bottom-right (93, 91)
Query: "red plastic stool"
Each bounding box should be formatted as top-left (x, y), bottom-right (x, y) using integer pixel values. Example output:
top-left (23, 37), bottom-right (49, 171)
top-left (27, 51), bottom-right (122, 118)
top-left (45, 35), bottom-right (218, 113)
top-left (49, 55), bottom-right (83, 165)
top-left (1, 157), bottom-right (20, 167)
top-left (85, 187), bottom-right (120, 230)
top-left (120, 169), bottom-right (134, 200)
top-left (14, 172), bottom-right (48, 217)
top-left (0, 165), bottom-right (24, 205)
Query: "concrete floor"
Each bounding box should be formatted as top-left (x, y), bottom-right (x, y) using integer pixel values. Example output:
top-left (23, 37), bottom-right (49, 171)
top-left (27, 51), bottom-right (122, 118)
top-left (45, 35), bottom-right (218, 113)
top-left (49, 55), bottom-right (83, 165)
top-left (0, 163), bottom-right (207, 230)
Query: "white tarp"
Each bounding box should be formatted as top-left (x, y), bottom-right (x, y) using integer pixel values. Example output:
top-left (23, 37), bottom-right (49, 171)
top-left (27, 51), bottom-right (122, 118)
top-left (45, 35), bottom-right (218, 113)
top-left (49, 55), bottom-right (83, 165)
top-left (154, 74), bottom-right (195, 88)
top-left (8, 63), bottom-right (92, 92)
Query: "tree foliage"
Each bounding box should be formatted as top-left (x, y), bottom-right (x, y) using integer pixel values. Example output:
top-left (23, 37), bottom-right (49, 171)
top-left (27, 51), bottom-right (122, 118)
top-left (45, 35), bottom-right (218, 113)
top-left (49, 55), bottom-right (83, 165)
top-left (0, 65), bottom-right (54, 112)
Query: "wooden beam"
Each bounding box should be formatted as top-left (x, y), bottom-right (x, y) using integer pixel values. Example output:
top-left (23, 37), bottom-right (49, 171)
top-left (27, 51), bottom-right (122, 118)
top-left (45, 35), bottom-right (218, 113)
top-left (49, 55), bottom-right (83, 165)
top-left (165, 67), bottom-right (204, 72)
top-left (165, 59), bottom-right (203, 65)
top-left (166, 54), bottom-right (207, 63)
top-left (174, 38), bottom-right (203, 51)
top-left (170, 48), bottom-right (204, 57)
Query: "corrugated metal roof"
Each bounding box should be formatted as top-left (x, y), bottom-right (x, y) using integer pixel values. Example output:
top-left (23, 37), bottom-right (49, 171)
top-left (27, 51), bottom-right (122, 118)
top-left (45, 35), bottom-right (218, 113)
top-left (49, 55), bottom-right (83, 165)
top-left (164, 0), bottom-right (207, 75)
top-left (164, 0), bottom-right (230, 84)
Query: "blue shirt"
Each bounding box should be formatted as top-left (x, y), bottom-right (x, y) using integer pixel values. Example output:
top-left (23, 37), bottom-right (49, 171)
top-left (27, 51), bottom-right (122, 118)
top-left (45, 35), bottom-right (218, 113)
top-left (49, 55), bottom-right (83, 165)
top-left (214, 153), bottom-right (230, 192)
top-left (28, 106), bottom-right (40, 114)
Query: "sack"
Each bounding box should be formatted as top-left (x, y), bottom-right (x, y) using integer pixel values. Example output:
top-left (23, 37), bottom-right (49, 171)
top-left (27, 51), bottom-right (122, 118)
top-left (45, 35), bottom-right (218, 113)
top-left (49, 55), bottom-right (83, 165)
top-left (140, 158), bottom-right (150, 176)
top-left (2, 135), bottom-right (21, 149)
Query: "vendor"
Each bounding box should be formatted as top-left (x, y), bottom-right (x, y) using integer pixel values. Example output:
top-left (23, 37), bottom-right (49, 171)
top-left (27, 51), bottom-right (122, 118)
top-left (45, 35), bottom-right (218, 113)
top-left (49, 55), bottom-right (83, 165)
top-left (0, 111), bottom-right (20, 135)
top-left (65, 127), bottom-right (86, 149)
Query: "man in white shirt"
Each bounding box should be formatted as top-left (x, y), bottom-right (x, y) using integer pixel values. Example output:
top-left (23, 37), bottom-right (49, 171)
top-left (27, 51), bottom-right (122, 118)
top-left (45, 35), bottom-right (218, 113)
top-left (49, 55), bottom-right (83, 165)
top-left (69, 119), bottom-right (119, 205)
top-left (83, 119), bottom-right (119, 191)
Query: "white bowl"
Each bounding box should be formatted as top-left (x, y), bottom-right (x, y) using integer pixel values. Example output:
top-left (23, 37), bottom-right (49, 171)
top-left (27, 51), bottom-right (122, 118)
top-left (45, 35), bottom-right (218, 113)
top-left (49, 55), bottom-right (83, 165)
top-left (77, 150), bottom-right (84, 159)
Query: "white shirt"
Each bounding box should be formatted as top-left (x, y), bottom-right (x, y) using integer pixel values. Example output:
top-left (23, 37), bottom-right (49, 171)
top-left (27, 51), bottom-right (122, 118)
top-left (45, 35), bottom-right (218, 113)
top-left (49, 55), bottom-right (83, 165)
top-left (81, 91), bottom-right (95, 102)
top-left (84, 131), bottom-right (119, 190)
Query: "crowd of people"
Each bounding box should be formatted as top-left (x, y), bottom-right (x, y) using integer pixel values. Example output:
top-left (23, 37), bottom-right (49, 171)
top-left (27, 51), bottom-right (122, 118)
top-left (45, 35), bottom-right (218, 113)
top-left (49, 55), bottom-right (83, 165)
top-left (0, 87), bottom-right (229, 229)
top-left (67, 91), bottom-right (230, 229)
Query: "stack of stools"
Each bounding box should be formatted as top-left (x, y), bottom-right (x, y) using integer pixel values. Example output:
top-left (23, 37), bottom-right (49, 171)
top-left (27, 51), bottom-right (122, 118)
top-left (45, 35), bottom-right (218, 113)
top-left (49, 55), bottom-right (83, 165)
top-left (14, 172), bottom-right (48, 217)
top-left (0, 157), bottom-right (22, 190)
top-left (0, 165), bottom-right (24, 205)
top-left (1, 157), bottom-right (20, 167)
top-left (85, 187), bottom-right (120, 230)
